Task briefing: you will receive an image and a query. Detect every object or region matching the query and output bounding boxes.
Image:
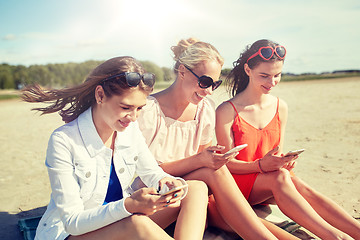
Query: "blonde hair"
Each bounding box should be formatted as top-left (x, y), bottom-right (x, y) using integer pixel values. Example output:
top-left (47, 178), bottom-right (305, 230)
top-left (171, 37), bottom-right (224, 73)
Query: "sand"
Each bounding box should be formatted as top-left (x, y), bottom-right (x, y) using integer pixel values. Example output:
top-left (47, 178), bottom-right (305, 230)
top-left (0, 77), bottom-right (359, 239)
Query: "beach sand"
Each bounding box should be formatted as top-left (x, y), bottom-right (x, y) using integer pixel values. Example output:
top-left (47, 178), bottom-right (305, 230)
top-left (1, 77), bottom-right (359, 239)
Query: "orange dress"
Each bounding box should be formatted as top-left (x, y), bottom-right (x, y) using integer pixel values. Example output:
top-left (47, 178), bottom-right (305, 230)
top-left (228, 99), bottom-right (281, 200)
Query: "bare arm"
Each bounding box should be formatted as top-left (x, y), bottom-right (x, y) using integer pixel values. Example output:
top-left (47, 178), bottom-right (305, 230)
top-left (159, 141), bottom-right (235, 177)
top-left (215, 101), bottom-right (260, 174)
top-left (159, 148), bottom-right (209, 177)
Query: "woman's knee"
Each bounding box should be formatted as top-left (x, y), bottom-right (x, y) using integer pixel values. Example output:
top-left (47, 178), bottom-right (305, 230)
top-left (184, 166), bottom-right (232, 193)
top-left (201, 165), bottom-right (230, 180)
top-left (188, 164), bottom-right (230, 178)
top-left (185, 180), bottom-right (209, 201)
top-left (273, 168), bottom-right (292, 184)
top-left (76, 215), bottom-right (158, 239)
top-left (124, 215), bottom-right (171, 239)
top-left (125, 215), bottom-right (155, 233)
top-left (261, 168), bottom-right (293, 188)
top-left (187, 180), bottom-right (208, 194)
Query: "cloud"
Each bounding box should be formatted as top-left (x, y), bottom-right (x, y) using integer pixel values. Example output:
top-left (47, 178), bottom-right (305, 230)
top-left (1, 0), bottom-right (359, 73)
top-left (2, 34), bottom-right (16, 41)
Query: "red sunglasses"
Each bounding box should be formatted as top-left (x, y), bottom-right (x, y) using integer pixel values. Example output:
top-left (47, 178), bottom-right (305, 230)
top-left (247, 46), bottom-right (286, 64)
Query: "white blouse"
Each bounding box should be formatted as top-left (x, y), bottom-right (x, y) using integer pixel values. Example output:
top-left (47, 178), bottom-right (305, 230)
top-left (138, 96), bottom-right (215, 164)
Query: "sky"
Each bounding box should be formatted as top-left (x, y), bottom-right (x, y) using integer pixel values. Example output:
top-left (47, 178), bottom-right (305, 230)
top-left (1, 0), bottom-right (359, 74)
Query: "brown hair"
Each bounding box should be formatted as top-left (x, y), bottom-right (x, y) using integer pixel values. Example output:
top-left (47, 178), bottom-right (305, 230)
top-left (22, 56), bottom-right (152, 123)
top-left (171, 37), bottom-right (224, 73)
top-left (227, 39), bottom-right (285, 96)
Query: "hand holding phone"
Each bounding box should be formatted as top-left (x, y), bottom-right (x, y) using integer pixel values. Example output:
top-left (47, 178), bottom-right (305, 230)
top-left (158, 184), bottom-right (188, 196)
top-left (284, 149), bottom-right (305, 157)
top-left (224, 144), bottom-right (248, 155)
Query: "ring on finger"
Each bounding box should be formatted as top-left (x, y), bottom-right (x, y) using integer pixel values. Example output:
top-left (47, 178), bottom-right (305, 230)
top-left (166, 200), bottom-right (170, 204)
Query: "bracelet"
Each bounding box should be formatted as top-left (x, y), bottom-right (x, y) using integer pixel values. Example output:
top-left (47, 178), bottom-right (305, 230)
top-left (257, 158), bottom-right (266, 173)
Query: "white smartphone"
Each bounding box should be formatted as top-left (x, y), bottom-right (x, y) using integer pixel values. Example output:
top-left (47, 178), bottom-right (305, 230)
top-left (225, 144), bottom-right (248, 155)
top-left (159, 184), bottom-right (187, 196)
top-left (284, 149), bottom-right (305, 157)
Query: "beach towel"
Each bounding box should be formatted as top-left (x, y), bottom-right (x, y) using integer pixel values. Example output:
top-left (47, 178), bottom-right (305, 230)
top-left (18, 206), bottom-right (316, 240)
top-left (18, 216), bottom-right (41, 240)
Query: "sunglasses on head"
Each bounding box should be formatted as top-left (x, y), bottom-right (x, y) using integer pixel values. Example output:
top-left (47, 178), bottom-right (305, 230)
top-left (102, 72), bottom-right (155, 88)
top-left (184, 65), bottom-right (222, 91)
top-left (247, 45), bottom-right (286, 64)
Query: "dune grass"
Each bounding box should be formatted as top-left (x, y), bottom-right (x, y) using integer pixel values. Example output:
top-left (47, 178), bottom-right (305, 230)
top-left (0, 93), bottom-right (19, 101)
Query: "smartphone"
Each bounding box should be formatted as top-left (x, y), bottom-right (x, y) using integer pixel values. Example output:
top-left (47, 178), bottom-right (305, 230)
top-left (284, 149), bottom-right (305, 157)
top-left (159, 184), bottom-right (187, 196)
top-left (225, 144), bottom-right (248, 155)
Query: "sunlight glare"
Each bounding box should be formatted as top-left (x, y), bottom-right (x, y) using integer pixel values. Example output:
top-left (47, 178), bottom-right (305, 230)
top-left (122, 0), bottom-right (179, 34)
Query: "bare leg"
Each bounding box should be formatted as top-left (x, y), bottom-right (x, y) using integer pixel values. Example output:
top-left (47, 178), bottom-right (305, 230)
top-left (184, 166), bottom-right (277, 240)
top-left (292, 176), bottom-right (360, 239)
top-left (68, 214), bottom-right (173, 240)
top-left (207, 194), bottom-right (233, 232)
top-left (68, 181), bottom-right (207, 240)
top-left (249, 169), bottom-right (353, 240)
top-left (208, 194), bottom-right (300, 240)
top-left (261, 218), bottom-right (301, 240)
top-left (150, 180), bottom-right (208, 240)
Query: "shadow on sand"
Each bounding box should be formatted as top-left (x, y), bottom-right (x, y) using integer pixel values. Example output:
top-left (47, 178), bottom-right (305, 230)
top-left (0, 206), bottom-right (46, 240)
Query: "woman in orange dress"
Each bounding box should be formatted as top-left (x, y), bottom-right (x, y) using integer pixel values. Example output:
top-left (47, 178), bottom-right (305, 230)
top-left (227, 98), bottom-right (282, 200)
top-left (216, 39), bottom-right (360, 239)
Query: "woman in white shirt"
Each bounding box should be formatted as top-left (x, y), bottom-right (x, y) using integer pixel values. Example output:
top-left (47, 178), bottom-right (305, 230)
top-left (22, 56), bottom-right (208, 240)
top-left (138, 38), bottom-right (298, 239)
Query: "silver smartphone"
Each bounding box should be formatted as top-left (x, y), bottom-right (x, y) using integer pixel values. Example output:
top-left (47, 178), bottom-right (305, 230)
top-left (284, 149), bottom-right (305, 157)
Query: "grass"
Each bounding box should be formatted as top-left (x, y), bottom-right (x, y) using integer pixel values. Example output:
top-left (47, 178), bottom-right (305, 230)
top-left (154, 81), bottom-right (172, 90)
top-left (0, 93), bottom-right (19, 101)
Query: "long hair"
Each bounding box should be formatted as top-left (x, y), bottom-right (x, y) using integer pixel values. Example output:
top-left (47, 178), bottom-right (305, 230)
top-left (227, 39), bottom-right (285, 97)
top-left (21, 56), bottom-right (152, 123)
top-left (171, 37), bottom-right (224, 73)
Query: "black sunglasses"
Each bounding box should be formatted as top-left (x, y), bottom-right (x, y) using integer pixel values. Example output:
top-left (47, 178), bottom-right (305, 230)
top-left (184, 65), bottom-right (222, 91)
top-left (102, 72), bottom-right (155, 87)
